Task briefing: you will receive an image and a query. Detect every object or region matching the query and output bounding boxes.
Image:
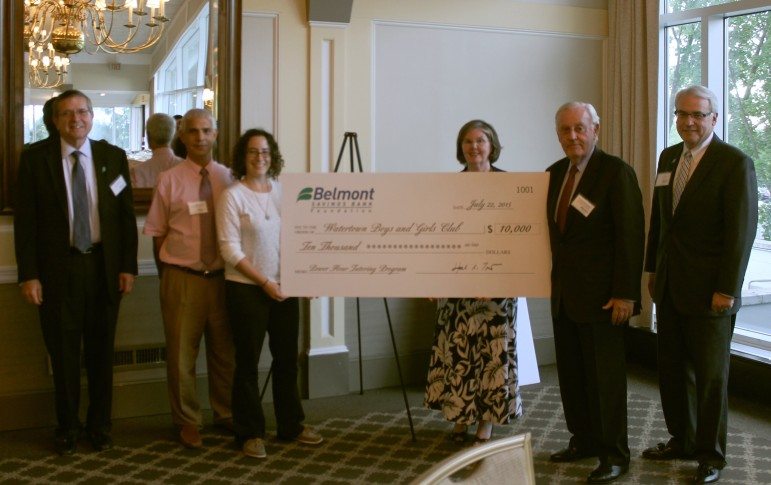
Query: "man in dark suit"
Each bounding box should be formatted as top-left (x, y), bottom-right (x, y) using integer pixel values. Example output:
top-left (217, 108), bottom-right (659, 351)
top-left (643, 85), bottom-right (757, 484)
top-left (14, 90), bottom-right (138, 455)
top-left (546, 102), bottom-right (645, 484)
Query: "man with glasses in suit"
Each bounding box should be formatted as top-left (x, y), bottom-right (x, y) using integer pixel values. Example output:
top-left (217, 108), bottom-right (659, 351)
top-left (643, 85), bottom-right (758, 484)
top-left (15, 89), bottom-right (138, 455)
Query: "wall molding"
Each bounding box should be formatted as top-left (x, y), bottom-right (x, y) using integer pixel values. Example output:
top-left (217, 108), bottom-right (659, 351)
top-left (0, 266), bottom-right (16, 284)
top-left (0, 260), bottom-right (161, 283)
top-left (308, 344), bottom-right (349, 357)
top-left (371, 19), bottom-right (607, 41)
top-left (309, 21), bottom-right (349, 29)
top-left (241, 12), bottom-right (279, 136)
top-left (138, 259), bottom-right (158, 276)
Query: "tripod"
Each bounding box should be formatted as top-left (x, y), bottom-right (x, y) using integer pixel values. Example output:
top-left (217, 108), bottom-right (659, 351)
top-left (334, 131), bottom-right (364, 173)
top-left (336, 132), bottom-right (416, 441)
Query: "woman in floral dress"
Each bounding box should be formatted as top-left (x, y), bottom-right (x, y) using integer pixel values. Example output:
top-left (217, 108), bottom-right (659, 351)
top-left (424, 120), bottom-right (523, 444)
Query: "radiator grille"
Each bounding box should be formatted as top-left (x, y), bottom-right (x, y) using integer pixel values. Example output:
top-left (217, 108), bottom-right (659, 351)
top-left (47, 344), bottom-right (167, 374)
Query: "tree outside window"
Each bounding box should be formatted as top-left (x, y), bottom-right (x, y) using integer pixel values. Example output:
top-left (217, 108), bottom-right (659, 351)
top-left (727, 11), bottom-right (770, 240)
top-left (665, 2), bottom-right (770, 241)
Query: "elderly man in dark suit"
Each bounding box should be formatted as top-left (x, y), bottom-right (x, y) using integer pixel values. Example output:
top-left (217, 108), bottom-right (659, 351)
top-left (643, 85), bottom-right (757, 484)
top-left (546, 101), bottom-right (645, 484)
top-left (14, 89), bottom-right (138, 455)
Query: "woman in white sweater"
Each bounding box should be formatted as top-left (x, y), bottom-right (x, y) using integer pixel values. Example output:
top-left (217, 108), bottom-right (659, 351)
top-left (216, 129), bottom-right (322, 459)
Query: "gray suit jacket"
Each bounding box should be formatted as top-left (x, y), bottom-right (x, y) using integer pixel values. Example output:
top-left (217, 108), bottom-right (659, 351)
top-left (645, 135), bottom-right (757, 316)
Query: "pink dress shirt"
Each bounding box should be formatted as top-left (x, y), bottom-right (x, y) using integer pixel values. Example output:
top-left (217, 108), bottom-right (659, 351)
top-left (144, 159), bottom-right (233, 270)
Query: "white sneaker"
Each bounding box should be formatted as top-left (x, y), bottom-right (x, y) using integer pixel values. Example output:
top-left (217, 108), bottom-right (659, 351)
top-left (242, 438), bottom-right (267, 458)
top-left (295, 426), bottom-right (323, 445)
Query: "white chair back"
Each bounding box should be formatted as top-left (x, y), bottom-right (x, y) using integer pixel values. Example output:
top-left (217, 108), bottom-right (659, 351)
top-left (411, 432), bottom-right (535, 485)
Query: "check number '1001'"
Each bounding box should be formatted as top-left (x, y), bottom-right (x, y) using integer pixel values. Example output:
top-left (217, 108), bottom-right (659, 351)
top-left (486, 224), bottom-right (532, 234)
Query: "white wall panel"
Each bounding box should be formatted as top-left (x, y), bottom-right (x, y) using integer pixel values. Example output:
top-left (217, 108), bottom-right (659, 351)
top-left (373, 22), bottom-right (604, 173)
top-left (241, 14), bottom-right (277, 136)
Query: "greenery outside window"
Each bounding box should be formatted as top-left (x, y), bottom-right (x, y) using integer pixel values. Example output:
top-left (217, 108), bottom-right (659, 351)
top-left (665, 21), bottom-right (701, 146)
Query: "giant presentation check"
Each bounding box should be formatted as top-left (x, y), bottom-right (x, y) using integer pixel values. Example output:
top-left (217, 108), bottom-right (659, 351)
top-left (280, 172), bottom-right (551, 298)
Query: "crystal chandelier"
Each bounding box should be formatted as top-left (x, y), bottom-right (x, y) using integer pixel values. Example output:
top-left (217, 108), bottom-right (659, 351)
top-left (23, 0), bottom-right (173, 56)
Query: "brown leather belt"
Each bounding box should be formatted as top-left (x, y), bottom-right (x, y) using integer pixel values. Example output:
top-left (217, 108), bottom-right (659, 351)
top-left (166, 264), bottom-right (224, 279)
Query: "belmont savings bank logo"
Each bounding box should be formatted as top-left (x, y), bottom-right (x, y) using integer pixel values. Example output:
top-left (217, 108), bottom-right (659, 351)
top-left (296, 186), bottom-right (375, 213)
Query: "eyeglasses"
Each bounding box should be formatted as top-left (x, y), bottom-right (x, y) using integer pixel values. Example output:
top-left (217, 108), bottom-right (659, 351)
top-left (57, 108), bottom-right (92, 118)
top-left (246, 149), bottom-right (271, 157)
top-left (674, 110), bottom-right (713, 120)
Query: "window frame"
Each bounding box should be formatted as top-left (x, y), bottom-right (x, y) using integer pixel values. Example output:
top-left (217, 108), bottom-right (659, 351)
top-left (153, 5), bottom-right (209, 117)
top-left (658, 0), bottom-right (771, 360)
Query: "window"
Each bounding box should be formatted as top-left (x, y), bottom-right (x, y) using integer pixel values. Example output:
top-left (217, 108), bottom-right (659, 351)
top-left (665, 22), bottom-right (701, 146)
top-left (660, 1), bottom-right (771, 359)
top-left (23, 103), bottom-right (48, 144)
top-left (91, 107), bottom-right (131, 148)
top-left (154, 4), bottom-right (208, 117)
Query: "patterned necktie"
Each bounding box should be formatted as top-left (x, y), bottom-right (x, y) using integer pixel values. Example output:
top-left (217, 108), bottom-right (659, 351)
top-left (672, 150), bottom-right (692, 212)
top-left (71, 150), bottom-right (92, 252)
top-left (556, 164), bottom-right (578, 233)
top-left (199, 167), bottom-right (217, 265)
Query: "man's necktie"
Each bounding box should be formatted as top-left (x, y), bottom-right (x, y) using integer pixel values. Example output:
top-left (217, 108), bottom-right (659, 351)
top-left (71, 150), bottom-right (92, 252)
top-left (556, 164), bottom-right (578, 233)
top-left (199, 168), bottom-right (217, 265)
top-left (672, 150), bottom-right (692, 212)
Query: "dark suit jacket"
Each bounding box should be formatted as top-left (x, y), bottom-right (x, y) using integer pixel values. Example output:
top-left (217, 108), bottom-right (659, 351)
top-left (547, 148), bottom-right (645, 323)
top-left (645, 135), bottom-right (757, 316)
top-left (14, 137), bottom-right (138, 304)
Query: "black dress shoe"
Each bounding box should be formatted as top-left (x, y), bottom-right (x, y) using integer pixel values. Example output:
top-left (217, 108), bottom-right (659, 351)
top-left (587, 463), bottom-right (628, 484)
top-left (54, 435), bottom-right (77, 455)
top-left (88, 430), bottom-right (113, 451)
top-left (693, 463), bottom-right (720, 483)
top-left (642, 442), bottom-right (690, 460)
top-left (550, 445), bottom-right (596, 462)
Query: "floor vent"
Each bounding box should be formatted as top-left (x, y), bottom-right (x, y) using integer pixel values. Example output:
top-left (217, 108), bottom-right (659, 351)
top-left (114, 345), bottom-right (167, 370)
top-left (47, 344), bottom-right (167, 375)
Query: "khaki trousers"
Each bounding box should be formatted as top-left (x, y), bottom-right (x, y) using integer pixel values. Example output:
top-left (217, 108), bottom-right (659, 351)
top-left (160, 266), bottom-right (234, 427)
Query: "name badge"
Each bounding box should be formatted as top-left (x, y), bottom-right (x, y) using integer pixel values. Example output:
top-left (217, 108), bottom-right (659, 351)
top-left (571, 193), bottom-right (595, 217)
top-left (110, 175), bottom-right (127, 196)
top-left (188, 201), bottom-right (209, 215)
top-left (655, 172), bottom-right (672, 187)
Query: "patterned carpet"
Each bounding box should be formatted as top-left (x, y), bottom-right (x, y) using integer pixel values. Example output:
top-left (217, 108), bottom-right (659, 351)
top-left (1, 385), bottom-right (769, 484)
